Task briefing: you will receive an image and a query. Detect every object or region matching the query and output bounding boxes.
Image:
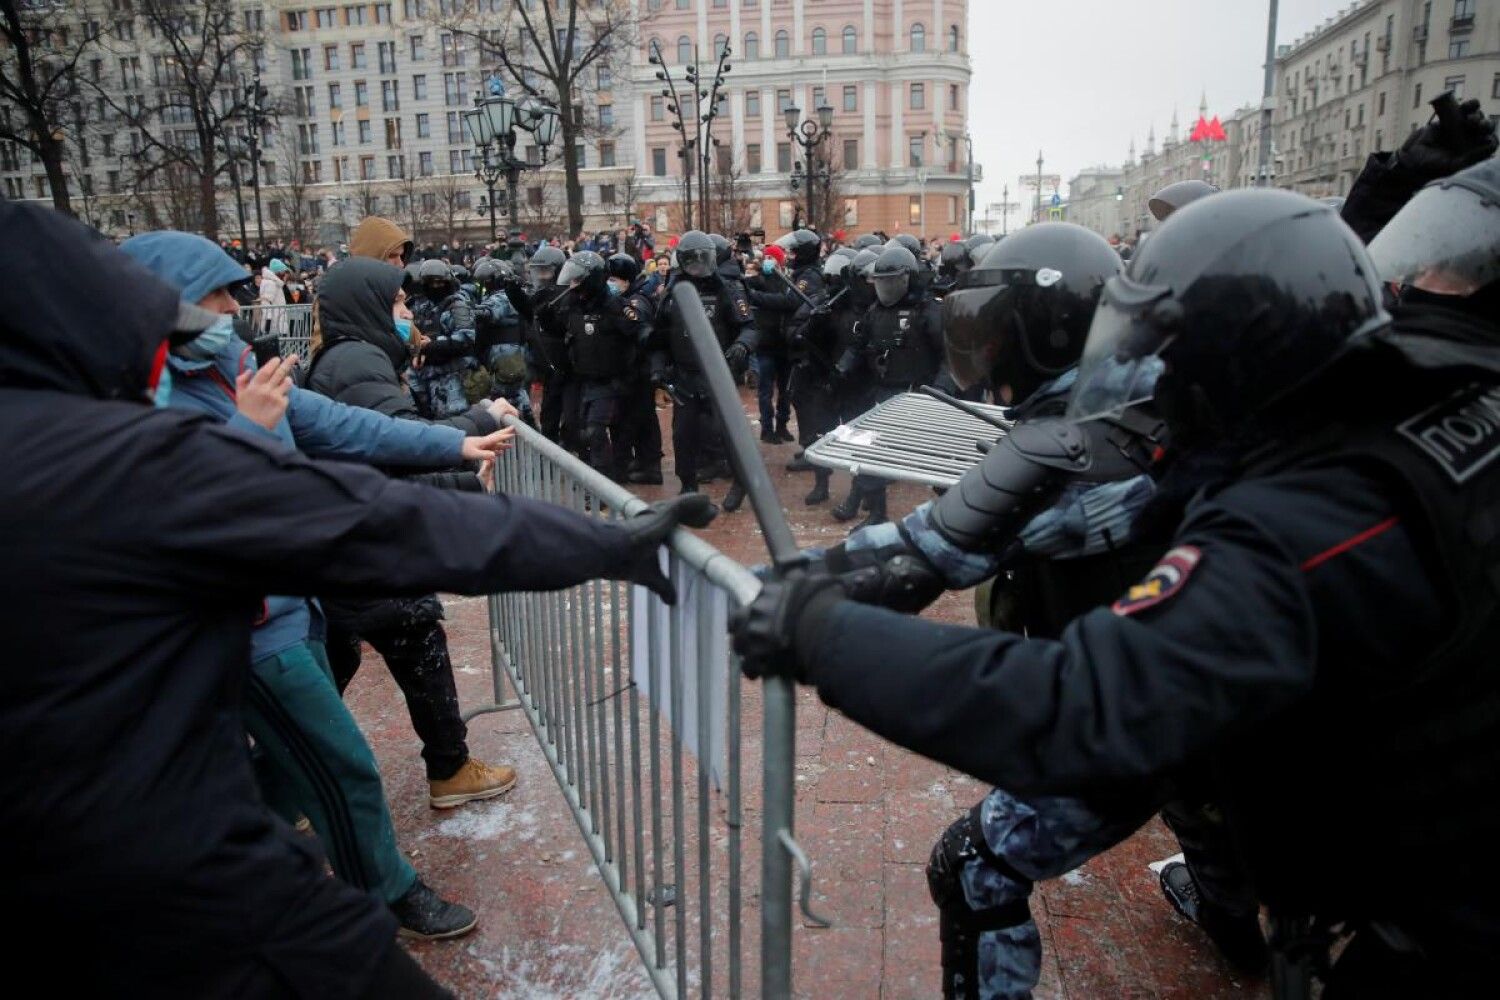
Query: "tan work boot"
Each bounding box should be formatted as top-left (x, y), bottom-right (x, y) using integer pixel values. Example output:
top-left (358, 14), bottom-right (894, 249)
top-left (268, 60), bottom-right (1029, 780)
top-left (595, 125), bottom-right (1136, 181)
top-left (428, 757), bottom-right (518, 809)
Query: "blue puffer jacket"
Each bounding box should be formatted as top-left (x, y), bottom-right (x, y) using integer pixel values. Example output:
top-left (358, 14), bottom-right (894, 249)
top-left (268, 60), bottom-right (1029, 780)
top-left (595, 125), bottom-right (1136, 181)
top-left (167, 341), bottom-right (466, 661)
top-left (123, 230), bottom-right (469, 661)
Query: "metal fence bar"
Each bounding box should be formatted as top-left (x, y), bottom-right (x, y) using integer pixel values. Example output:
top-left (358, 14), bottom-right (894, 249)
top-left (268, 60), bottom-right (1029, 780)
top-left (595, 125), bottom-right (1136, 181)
top-left (238, 304), bottom-right (315, 360)
top-left (479, 416), bottom-right (778, 999)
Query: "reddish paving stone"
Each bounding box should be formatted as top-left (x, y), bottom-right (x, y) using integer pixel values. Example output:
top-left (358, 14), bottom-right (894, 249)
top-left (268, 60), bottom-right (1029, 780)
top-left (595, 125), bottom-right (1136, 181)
top-left (340, 389), bottom-right (1263, 998)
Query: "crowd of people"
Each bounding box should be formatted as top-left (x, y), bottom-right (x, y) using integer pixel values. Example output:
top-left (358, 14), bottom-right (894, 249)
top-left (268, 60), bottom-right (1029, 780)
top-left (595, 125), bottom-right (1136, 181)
top-left (3, 88), bottom-right (1498, 998)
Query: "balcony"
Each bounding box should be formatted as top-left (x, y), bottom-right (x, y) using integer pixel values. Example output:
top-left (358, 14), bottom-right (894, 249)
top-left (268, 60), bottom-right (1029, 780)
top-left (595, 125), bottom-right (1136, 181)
top-left (1413, 24), bottom-right (1429, 42)
top-left (1450, 15), bottom-right (1474, 34)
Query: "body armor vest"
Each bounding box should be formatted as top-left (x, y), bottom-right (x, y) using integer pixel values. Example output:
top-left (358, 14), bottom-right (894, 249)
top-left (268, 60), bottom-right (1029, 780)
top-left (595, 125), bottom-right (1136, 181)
top-left (568, 306), bottom-right (628, 380)
top-left (670, 282), bottom-right (729, 373)
top-left (867, 303), bottom-right (938, 388)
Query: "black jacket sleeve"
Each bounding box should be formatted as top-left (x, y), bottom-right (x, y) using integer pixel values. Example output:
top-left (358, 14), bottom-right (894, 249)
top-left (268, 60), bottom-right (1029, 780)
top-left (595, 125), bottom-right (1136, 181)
top-left (315, 341), bottom-right (498, 436)
top-left (1340, 152), bottom-right (1423, 244)
top-left (143, 416), bottom-right (637, 600)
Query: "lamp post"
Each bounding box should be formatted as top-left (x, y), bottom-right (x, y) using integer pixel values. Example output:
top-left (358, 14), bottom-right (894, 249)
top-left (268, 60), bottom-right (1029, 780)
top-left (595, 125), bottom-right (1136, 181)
top-left (463, 84), bottom-right (559, 244)
top-left (221, 134), bottom-right (250, 247)
top-left (243, 69), bottom-right (269, 245)
top-left (784, 101), bottom-right (834, 231)
top-left (650, 39), bottom-right (733, 231)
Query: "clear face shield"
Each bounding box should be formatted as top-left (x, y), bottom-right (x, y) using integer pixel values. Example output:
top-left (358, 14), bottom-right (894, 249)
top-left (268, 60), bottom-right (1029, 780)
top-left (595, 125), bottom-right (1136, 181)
top-left (873, 272), bottom-right (911, 308)
top-left (1367, 181), bottom-right (1500, 297)
top-left (1065, 276), bottom-right (1169, 420)
top-left (556, 258), bottom-right (589, 288)
top-left (679, 248), bottom-right (715, 280)
top-left (527, 264), bottom-right (556, 288)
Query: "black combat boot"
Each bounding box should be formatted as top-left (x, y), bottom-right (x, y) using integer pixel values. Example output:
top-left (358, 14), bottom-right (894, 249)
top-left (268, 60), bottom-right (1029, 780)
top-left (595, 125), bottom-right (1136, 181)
top-left (774, 422), bottom-right (796, 443)
top-left (785, 450), bottom-right (813, 472)
top-left (760, 425), bottom-right (778, 444)
top-left (391, 878), bottom-right (478, 940)
top-left (830, 484), bottom-right (864, 522)
top-left (627, 463), bottom-right (664, 485)
top-left (722, 481), bottom-right (746, 512)
top-left (1159, 862), bottom-right (1270, 975)
top-left (804, 470), bottom-right (831, 506)
top-left (851, 488), bottom-right (887, 532)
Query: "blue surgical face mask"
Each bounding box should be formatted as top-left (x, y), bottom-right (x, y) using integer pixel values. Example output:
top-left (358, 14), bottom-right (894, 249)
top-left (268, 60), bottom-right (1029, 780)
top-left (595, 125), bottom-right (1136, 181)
top-left (175, 314), bottom-right (237, 361)
top-left (761, 259), bottom-right (776, 275)
top-left (606, 281), bottom-right (623, 297)
top-left (394, 317), bottom-right (413, 342)
top-left (152, 366), bottom-right (173, 408)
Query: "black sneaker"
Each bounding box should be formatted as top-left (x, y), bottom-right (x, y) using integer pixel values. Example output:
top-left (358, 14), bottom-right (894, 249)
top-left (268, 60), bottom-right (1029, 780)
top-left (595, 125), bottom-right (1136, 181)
top-left (1159, 861), bottom-right (1269, 975)
top-left (722, 483), bottom-right (746, 512)
top-left (391, 878), bottom-right (478, 940)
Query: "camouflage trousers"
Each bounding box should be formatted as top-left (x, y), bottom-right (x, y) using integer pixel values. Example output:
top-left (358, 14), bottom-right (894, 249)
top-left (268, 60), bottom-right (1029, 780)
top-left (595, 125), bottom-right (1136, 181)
top-left (410, 360), bottom-right (474, 419)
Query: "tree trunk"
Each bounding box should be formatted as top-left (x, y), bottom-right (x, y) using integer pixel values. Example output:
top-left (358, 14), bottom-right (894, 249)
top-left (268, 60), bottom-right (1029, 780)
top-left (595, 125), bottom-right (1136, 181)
top-left (198, 152), bottom-right (220, 240)
top-left (33, 121), bottom-right (73, 216)
top-left (557, 91), bottom-right (583, 236)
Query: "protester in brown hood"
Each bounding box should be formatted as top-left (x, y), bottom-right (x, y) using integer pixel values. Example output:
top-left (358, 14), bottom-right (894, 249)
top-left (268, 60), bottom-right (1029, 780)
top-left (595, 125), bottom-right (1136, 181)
top-left (350, 216), bottom-right (414, 267)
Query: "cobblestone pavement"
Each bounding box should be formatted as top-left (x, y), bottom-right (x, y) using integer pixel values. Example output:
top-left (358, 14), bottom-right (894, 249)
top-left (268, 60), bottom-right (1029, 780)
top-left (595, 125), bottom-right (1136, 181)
top-left (345, 391), bottom-right (1270, 999)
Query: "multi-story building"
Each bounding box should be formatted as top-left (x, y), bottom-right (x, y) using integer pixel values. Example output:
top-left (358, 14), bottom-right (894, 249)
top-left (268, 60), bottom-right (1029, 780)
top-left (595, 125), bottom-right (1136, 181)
top-left (1063, 0), bottom-right (1499, 240)
top-left (626, 0), bottom-right (974, 240)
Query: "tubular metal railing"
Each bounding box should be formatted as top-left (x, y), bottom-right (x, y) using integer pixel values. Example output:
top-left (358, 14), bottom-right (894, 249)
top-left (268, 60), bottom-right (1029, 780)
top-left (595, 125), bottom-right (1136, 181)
top-left (474, 418), bottom-right (809, 998)
top-left (239, 303), bottom-right (314, 359)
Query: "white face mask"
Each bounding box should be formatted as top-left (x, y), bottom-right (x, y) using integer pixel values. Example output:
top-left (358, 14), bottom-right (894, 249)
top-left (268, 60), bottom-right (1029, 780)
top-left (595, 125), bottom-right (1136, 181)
top-left (174, 314), bottom-right (237, 361)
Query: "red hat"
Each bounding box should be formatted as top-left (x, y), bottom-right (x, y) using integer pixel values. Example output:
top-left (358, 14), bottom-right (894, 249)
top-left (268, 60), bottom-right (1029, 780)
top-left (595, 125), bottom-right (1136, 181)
top-left (949, 233), bottom-right (962, 242)
top-left (763, 244), bottom-right (786, 265)
top-left (833, 229), bottom-right (847, 241)
top-left (668, 236), bottom-right (680, 248)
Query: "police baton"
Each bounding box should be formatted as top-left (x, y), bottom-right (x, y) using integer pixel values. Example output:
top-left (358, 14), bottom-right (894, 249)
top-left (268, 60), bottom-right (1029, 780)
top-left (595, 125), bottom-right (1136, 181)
top-left (669, 281), bottom-right (828, 998)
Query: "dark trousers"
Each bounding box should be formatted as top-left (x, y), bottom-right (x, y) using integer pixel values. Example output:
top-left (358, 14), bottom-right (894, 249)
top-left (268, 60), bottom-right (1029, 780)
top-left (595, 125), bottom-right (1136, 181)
top-left (755, 351), bottom-right (792, 432)
top-left (577, 386), bottom-right (623, 479)
top-left (789, 363), bottom-right (839, 447)
top-left (671, 393), bottom-right (718, 490)
top-left (617, 378), bottom-right (662, 472)
top-left (539, 371), bottom-right (579, 451)
top-left (327, 620), bottom-right (469, 781)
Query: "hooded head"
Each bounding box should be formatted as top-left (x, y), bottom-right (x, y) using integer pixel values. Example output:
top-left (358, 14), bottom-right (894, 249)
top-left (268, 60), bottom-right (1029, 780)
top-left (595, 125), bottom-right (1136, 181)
top-left (121, 231), bottom-right (249, 311)
top-left (350, 216), bottom-right (414, 266)
top-left (314, 257), bottom-right (408, 370)
top-left (268, 258), bottom-right (290, 275)
top-left (0, 203), bottom-right (217, 401)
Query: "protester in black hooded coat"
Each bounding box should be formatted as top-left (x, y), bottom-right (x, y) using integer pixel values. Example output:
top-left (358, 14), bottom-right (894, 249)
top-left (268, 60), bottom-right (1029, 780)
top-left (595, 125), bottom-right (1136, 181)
top-left (0, 203), bottom-right (705, 997)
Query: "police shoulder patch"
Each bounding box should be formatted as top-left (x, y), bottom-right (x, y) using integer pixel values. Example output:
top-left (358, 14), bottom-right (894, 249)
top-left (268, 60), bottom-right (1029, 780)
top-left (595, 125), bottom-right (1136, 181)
top-left (738, 299), bottom-right (751, 317)
top-left (797, 279), bottom-right (810, 293)
top-left (1111, 546), bottom-right (1202, 617)
top-left (1397, 382), bottom-right (1500, 484)
top-left (624, 306), bottom-right (639, 321)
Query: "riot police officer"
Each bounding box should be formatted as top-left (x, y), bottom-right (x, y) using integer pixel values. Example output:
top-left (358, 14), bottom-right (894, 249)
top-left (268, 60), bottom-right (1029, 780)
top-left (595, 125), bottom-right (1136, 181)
top-left (410, 258), bottom-right (477, 418)
top-left (556, 251), bottom-right (643, 481)
top-left (735, 188), bottom-right (1500, 996)
top-left (747, 230), bottom-right (824, 458)
top-left (833, 244), bottom-right (944, 528)
top-left (934, 240), bottom-right (973, 298)
top-left (505, 244), bottom-right (574, 447)
top-left (783, 253), bottom-right (861, 505)
top-left (649, 230), bottom-right (757, 505)
top-left (607, 253), bottom-right (664, 485)
top-left (473, 257), bottom-right (534, 425)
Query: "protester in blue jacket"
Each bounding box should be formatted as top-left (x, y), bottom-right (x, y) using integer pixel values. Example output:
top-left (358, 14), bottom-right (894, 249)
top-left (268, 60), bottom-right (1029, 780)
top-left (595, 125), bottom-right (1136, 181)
top-left (122, 230), bottom-right (515, 940)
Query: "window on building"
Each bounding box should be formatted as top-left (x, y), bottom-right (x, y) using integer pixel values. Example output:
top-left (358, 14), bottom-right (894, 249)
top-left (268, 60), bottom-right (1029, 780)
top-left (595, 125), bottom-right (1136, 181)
top-left (714, 34), bottom-right (728, 58)
top-left (382, 80), bottom-right (399, 111)
top-left (909, 195), bottom-right (922, 225)
top-left (315, 8), bottom-right (334, 29)
top-left (811, 28), bottom-right (826, 55)
top-left (419, 151), bottom-right (433, 175)
top-left (949, 24), bottom-right (960, 52)
top-left (287, 10), bottom-right (307, 31)
top-left (354, 80), bottom-right (368, 106)
top-left (599, 183), bottom-right (617, 205)
top-left (1414, 82), bottom-right (1423, 107)
top-left (358, 120), bottom-right (371, 144)
top-left (778, 201), bottom-right (795, 227)
top-left (598, 103), bottom-right (614, 128)
top-left (1449, 39), bottom-right (1469, 59)
top-left (328, 82), bottom-right (342, 108)
top-left (1493, 73), bottom-right (1500, 99)
top-left (950, 84), bottom-right (960, 110)
top-left (446, 111), bottom-right (463, 143)
top-left (416, 112), bottom-right (430, 138)
top-left (599, 141), bottom-right (616, 167)
top-left (412, 74), bottom-right (427, 100)
top-left (346, 5), bottom-right (367, 27)
top-left (910, 23), bottom-right (925, 53)
top-left (351, 43), bottom-right (366, 69)
top-left (677, 36), bottom-right (692, 64)
top-left (843, 85), bottom-right (857, 112)
top-left (331, 120), bottom-right (346, 146)
top-left (744, 32), bottom-right (759, 59)
top-left (777, 88), bottom-right (791, 112)
top-left (378, 41), bottom-right (396, 74)
top-left (776, 142), bottom-right (791, 173)
top-left (1444, 74), bottom-right (1467, 99)
top-left (1455, 0), bottom-right (1476, 18)
top-left (652, 147), bottom-right (667, 176)
top-left (375, 3), bottom-right (391, 24)
top-left (775, 30), bottom-right (790, 59)
top-left (388, 154), bottom-right (403, 177)
top-left (360, 155), bottom-right (375, 180)
top-left (842, 138), bottom-right (858, 168)
top-left (909, 83), bottom-right (924, 110)
top-left (909, 135), bottom-right (923, 167)
top-left (323, 44), bottom-right (339, 71)
top-left (812, 86), bottom-right (826, 110)
top-left (1377, 90), bottom-right (1386, 115)
top-left (747, 90), bottom-right (761, 116)
top-left (747, 143), bottom-right (761, 174)
top-left (651, 96), bottom-right (664, 121)
top-left (843, 26), bottom-right (857, 54)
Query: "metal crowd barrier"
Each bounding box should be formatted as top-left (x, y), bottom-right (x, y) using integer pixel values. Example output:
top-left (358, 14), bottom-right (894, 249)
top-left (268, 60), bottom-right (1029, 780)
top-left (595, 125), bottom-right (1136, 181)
top-left (239, 303), bottom-right (314, 360)
top-left (472, 418), bottom-right (808, 998)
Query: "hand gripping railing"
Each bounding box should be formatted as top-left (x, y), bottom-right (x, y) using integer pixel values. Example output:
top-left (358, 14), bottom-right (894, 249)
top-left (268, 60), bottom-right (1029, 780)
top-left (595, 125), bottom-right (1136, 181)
top-left (476, 415), bottom-right (799, 998)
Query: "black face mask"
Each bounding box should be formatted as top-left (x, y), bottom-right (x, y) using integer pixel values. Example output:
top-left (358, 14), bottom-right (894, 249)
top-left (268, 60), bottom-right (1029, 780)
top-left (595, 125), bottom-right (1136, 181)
top-left (1403, 282), bottom-right (1500, 326)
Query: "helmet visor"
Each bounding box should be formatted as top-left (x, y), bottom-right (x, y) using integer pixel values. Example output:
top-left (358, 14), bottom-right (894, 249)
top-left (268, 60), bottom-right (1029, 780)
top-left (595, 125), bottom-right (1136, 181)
top-left (556, 258), bottom-right (591, 287)
top-left (679, 247), bottom-right (715, 279)
top-left (942, 284), bottom-right (1011, 390)
top-left (527, 263), bottom-right (556, 286)
top-left (1368, 182), bottom-right (1500, 296)
top-left (1065, 277), bottom-right (1168, 419)
top-left (873, 272), bottom-right (910, 307)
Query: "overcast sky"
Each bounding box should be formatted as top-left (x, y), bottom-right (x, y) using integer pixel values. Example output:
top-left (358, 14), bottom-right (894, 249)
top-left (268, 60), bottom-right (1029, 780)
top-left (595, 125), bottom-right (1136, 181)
top-left (967, 0), bottom-right (1356, 228)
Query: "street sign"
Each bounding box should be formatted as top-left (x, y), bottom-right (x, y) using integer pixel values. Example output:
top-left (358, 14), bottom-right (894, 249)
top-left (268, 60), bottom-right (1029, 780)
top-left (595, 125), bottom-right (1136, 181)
top-left (1019, 174), bottom-right (1062, 191)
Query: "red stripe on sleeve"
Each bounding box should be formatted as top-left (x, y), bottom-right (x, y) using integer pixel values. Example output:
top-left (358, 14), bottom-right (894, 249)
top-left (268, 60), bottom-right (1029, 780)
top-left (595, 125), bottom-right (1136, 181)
top-left (1301, 516), bottom-right (1400, 573)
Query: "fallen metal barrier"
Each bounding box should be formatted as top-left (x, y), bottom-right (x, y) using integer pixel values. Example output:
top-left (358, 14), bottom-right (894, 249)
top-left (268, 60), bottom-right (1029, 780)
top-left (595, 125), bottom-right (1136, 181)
top-left (239, 303), bottom-right (314, 360)
top-left (475, 418), bottom-right (802, 998)
top-left (806, 390), bottom-right (1011, 489)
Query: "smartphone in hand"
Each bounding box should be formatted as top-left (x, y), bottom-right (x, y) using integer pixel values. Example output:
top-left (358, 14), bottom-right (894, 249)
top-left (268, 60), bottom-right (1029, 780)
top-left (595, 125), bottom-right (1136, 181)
top-left (251, 334), bottom-right (281, 369)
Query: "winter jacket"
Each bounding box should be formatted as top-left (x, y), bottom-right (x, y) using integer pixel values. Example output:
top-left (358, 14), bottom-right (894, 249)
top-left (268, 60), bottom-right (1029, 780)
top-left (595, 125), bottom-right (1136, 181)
top-left (0, 203), bottom-right (639, 994)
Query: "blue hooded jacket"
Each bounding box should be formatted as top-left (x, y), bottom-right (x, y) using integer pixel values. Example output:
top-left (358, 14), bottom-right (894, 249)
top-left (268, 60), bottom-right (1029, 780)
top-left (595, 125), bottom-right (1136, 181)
top-left (122, 231), bottom-right (469, 660)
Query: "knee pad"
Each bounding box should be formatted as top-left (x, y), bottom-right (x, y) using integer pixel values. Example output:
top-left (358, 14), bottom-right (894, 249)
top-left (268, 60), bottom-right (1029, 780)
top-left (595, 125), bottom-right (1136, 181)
top-left (926, 808), bottom-right (1034, 930)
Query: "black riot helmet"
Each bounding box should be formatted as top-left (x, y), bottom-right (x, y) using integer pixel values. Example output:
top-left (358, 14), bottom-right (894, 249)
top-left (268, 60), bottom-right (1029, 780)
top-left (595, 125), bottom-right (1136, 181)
top-left (939, 240), bottom-right (973, 279)
top-left (853, 233), bottom-right (884, 251)
top-left (1368, 156), bottom-right (1500, 313)
top-left (607, 252), bottom-right (642, 284)
top-left (1147, 179), bottom-right (1219, 222)
top-left (822, 253), bottom-right (851, 293)
top-left (1068, 188), bottom-right (1389, 448)
top-left (846, 248), bottom-right (881, 309)
top-left (556, 250), bottom-right (608, 300)
top-left (527, 244), bottom-right (566, 287)
top-left (943, 222), bottom-right (1122, 401)
top-left (710, 233), bottom-right (733, 266)
top-left (450, 263), bottom-right (471, 284)
top-left (870, 245), bottom-right (920, 307)
top-left (676, 230), bottom-right (717, 279)
top-left (403, 261), bottom-right (423, 293)
top-left (472, 257), bottom-right (514, 292)
top-left (966, 233), bottom-right (996, 255)
top-left (418, 257), bottom-right (457, 295)
top-left (788, 229), bottom-right (822, 267)
top-left (887, 233), bottom-right (923, 258)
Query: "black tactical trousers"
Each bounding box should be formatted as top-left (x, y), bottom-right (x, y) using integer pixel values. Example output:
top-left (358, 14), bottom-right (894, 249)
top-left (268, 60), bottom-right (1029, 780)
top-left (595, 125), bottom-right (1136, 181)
top-left (539, 371), bottom-right (579, 452)
top-left (671, 393), bottom-right (718, 490)
top-left (616, 378), bottom-right (663, 472)
top-left (326, 620), bottom-right (470, 781)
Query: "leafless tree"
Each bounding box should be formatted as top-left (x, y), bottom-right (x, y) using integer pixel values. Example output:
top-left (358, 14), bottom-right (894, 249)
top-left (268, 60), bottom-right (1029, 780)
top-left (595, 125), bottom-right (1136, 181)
top-left (617, 167), bottom-right (643, 226)
top-left (795, 138), bottom-right (853, 235)
top-left (396, 160), bottom-right (427, 247)
top-left (436, 0), bottom-right (647, 236)
top-left (429, 171), bottom-right (469, 247)
top-left (91, 0), bottom-right (264, 239)
top-left (711, 153), bottom-right (753, 235)
top-left (268, 129), bottom-right (315, 247)
top-left (0, 0), bottom-right (110, 213)
top-left (515, 170), bottom-right (568, 240)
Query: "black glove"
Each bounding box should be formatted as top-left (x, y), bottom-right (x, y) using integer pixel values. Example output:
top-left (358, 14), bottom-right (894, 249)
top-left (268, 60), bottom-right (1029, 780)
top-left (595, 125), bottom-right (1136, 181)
top-left (617, 494), bottom-right (718, 604)
top-left (1397, 97), bottom-right (1498, 181)
top-left (731, 571), bottom-right (847, 681)
top-left (724, 341), bottom-right (751, 378)
top-left (650, 368), bottom-right (672, 391)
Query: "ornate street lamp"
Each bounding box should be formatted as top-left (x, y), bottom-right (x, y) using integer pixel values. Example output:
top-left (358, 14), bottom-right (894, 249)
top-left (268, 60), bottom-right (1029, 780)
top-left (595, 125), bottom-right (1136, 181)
top-left (464, 86), bottom-right (558, 243)
top-left (785, 103), bottom-right (834, 230)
